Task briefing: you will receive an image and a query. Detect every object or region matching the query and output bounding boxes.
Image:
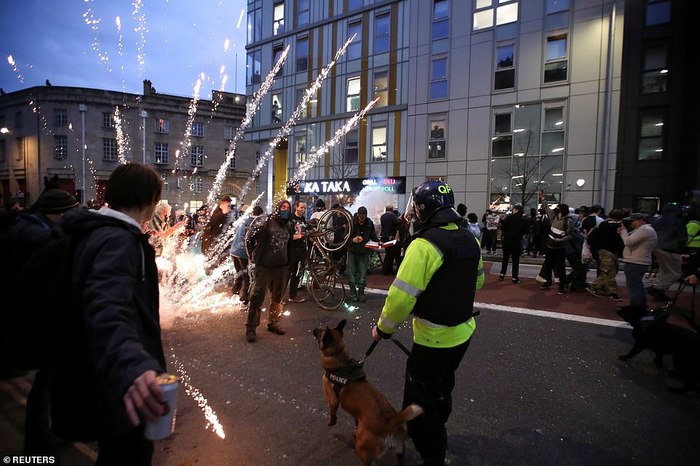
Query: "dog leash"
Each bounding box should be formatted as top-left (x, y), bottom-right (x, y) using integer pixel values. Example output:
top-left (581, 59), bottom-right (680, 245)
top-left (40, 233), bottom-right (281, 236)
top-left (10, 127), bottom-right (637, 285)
top-left (357, 340), bottom-right (379, 366)
top-left (391, 337), bottom-right (411, 356)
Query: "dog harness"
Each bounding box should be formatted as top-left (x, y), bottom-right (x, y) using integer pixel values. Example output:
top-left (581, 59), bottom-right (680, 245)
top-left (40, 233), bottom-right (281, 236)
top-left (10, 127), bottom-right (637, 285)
top-left (325, 359), bottom-right (366, 390)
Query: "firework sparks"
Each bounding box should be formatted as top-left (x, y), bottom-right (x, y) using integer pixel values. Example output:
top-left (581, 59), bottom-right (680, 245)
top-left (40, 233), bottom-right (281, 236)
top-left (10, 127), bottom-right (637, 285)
top-left (132, 0), bottom-right (147, 77)
top-left (6, 55), bottom-right (25, 84)
top-left (113, 106), bottom-right (131, 164)
top-left (237, 35), bottom-right (357, 204)
top-left (171, 356), bottom-right (226, 439)
top-left (83, 0), bottom-right (111, 70)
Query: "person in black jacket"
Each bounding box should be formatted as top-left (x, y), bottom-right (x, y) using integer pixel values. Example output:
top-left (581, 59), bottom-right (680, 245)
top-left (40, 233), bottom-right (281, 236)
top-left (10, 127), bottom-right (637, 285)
top-left (380, 205), bottom-right (401, 275)
top-left (586, 209), bottom-right (625, 301)
top-left (51, 162), bottom-right (167, 465)
top-left (498, 205), bottom-right (530, 283)
top-left (347, 206), bottom-right (378, 302)
top-left (244, 199), bottom-right (293, 342)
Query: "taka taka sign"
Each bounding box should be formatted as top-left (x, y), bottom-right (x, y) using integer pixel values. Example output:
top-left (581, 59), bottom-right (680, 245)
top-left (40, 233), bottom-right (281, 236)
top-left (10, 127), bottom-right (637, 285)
top-left (286, 177), bottom-right (406, 195)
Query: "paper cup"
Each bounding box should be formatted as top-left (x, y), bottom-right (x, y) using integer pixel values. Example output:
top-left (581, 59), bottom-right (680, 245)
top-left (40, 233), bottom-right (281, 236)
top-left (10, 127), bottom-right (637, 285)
top-left (144, 373), bottom-right (180, 440)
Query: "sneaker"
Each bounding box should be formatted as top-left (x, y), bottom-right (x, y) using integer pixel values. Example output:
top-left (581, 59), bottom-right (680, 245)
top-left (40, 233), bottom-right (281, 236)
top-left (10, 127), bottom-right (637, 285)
top-left (512, 278), bottom-right (523, 284)
top-left (586, 286), bottom-right (602, 298)
top-left (246, 329), bottom-right (256, 343)
top-left (288, 296), bottom-right (306, 303)
top-left (267, 325), bottom-right (286, 335)
top-left (539, 284), bottom-right (552, 290)
top-left (499, 274), bottom-right (505, 281)
top-left (557, 290), bottom-right (565, 295)
top-left (535, 275), bottom-right (546, 283)
top-left (609, 293), bottom-right (623, 302)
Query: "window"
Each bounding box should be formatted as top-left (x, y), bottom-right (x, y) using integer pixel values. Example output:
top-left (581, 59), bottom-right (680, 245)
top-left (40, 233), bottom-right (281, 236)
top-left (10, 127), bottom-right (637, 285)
top-left (53, 109), bottom-right (67, 126)
top-left (544, 33), bottom-right (568, 83)
top-left (374, 71), bottom-right (388, 107)
top-left (102, 112), bottom-right (115, 128)
top-left (296, 36), bottom-right (309, 72)
top-left (192, 122), bottom-right (204, 137)
top-left (646, 0), bottom-right (671, 26)
top-left (429, 118), bottom-right (446, 159)
top-left (473, 0), bottom-right (518, 31)
top-left (492, 113), bottom-right (512, 157)
top-left (191, 146), bottom-right (204, 166)
top-left (102, 138), bottom-right (117, 161)
top-left (161, 175), bottom-right (169, 192)
top-left (347, 20), bottom-right (362, 60)
top-left (296, 88), bottom-right (308, 118)
top-left (154, 142), bottom-right (169, 164)
top-left (53, 135), bottom-right (68, 160)
top-left (546, 0), bottom-right (569, 14)
top-left (345, 130), bottom-right (359, 163)
top-left (638, 113), bottom-right (665, 160)
top-left (247, 50), bottom-right (262, 85)
top-left (495, 44), bottom-right (515, 90)
top-left (374, 13), bottom-right (390, 54)
top-left (642, 45), bottom-right (668, 94)
top-left (430, 57), bottom-right (448, 100)
top-left (347, 77), bottom-right (361, 111)
top-left (432, 0), bottom-right (449, 53)
top-left (273, 44), bottom-right (285, 77)
top-left (542, 107), bottom-right (565, 155)
top-left (191, 176), bottom-right (203, 194)
top-left (226, 149), bottom-right (237, 170)
top-left (295, 135), bottom-right (307, 165)
top-left (272, 93), bottom-right (283, 123)
top-left (247, 7), bottom-right (262, 43)
top-left (155, 118), bottom-right (169, 134)
top-left (224, 126), bottom-right (235, 140)
top-left (348, 0), bottom-right (363, 10)
top-left (371, 126), bottom-right (387, 161)
top-left (273, 1), bottom-right (285, 35)
top-left (297, 0), bottom-right (310, 26)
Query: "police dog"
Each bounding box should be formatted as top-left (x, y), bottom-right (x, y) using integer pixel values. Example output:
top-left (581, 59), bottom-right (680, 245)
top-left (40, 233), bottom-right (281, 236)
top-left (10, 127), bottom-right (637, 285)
top-left (312, 319), bottom-right (422, 465)
top-left (617, 305), bottom-right (700, 393)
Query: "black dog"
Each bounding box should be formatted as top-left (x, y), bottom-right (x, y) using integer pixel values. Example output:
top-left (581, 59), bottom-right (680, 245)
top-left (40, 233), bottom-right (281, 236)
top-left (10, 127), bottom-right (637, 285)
top-left (617, 305), bottom-right (700, 394)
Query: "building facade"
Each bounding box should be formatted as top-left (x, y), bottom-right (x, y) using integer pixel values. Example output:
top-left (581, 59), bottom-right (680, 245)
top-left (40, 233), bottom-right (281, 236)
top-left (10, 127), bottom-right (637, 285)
top-left (0, 81), bottom-right (259, 212)
top-left (245, 0), bottom-right (624, 214)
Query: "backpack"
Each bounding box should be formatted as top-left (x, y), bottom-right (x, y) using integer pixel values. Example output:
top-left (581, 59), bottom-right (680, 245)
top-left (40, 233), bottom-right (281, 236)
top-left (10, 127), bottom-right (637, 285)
top-left (467, 222), bottom-right (482, 239)
top-left (0, 221), bottom-right (111, 371)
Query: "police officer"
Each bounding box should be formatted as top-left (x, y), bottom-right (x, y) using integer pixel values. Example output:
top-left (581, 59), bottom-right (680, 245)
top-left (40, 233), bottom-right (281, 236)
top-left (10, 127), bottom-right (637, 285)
top-left (372, 180), bottom-right (485, 466)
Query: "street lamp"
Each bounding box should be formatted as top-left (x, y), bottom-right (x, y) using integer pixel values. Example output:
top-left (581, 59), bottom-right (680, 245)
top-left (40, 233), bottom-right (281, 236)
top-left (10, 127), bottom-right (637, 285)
top-left (0, 127), bottom-right (9, 134)
top-left (140, 110), bottom-right (148, 163)
top-left (80, 104), bottom-right (87, 206)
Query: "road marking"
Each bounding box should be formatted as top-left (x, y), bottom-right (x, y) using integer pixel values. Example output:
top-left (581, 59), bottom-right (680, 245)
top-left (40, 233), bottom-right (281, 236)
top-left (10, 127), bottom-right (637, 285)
top-left (364, 288), bottom-right (628, 328)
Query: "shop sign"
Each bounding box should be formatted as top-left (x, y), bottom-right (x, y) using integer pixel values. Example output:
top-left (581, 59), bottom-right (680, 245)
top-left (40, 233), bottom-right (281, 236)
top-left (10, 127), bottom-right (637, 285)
top-left (287, 177), bottom-right (406, 195)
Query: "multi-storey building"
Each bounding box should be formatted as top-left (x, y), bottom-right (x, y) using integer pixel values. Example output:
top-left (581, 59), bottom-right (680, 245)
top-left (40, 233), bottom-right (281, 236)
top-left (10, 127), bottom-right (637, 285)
top-left (0, 80), bottom-right (259, 212)
top-left (245, 0), bottom-right (625, 215)
top-left (615, 0), bottom-right (699, 211)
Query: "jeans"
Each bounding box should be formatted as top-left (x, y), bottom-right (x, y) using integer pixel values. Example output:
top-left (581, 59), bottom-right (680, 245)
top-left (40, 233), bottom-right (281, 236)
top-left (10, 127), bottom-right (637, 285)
top-left (347, 252), bottom-right (369, 287)
top-left (624, 262), bottom-right (649, 309)
top-left (247, 264), bottom-right (288, 329)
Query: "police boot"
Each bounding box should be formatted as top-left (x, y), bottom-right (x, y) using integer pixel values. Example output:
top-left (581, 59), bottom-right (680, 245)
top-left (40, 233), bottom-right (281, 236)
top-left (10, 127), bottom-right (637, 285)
top-left (349, 285), bottom-right (358, 302)
top-left (358, 287), bottom-right (366, 302)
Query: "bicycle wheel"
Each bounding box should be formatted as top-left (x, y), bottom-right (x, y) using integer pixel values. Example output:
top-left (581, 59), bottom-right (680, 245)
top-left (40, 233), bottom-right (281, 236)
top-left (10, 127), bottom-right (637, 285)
top-left (315, 208), bottom-right (352, 252)
top-left (307, 272), bottom-right (346, 311)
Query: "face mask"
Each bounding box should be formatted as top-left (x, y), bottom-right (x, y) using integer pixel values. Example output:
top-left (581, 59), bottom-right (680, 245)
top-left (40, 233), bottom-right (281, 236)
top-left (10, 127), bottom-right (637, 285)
top-left (278, 210), bottom-right (290, 221)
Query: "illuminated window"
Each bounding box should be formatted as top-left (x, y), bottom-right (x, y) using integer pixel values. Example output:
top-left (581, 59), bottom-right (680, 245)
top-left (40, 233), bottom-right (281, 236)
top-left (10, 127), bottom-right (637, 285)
top-left (102, 138), bottom-right (117, 161)
top-left (638, 114), bottom-right (665, 161)
top-left (473, 0), bottom-right (518, 31)
top-left (642, 45), bottom-right (668, 94)
top-left (347, 77), bottom-right (361, 112)
top-left (273, 1), bottom-right (285, 35)
top-left (428, 117), bottom-right (446, 159)
top-left (371, 126), bottom-right (387, 162)
top-left (373, 71), bottom-right (388, 107)
top-left (295, 135), bottom-right (307, 165)
top-left (154, 118), bottom-right (169, 134)
top-left (272, 93), bottom-right (283, 123)
top-left (542, 107), bottom-right (565, 155)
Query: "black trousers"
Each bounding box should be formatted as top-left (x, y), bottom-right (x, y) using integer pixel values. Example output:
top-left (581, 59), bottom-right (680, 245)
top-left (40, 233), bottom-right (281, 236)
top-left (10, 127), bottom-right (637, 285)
top-left (382, 243), bottom-right (400, 275)
top-left (543, 247), bottom-right (567, 292)
top-left (287, 246), bottom-right (307, 298)
top-left (231, 256), bottom-right (250, 301)
top-left (96, 425), bottom-right (153, 466)
top-left (402, 339), bottom-right (471, 465)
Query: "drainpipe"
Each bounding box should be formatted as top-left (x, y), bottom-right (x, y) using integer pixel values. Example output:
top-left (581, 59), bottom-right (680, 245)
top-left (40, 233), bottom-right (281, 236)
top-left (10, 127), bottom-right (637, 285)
top-left (80, 104), bottom-right (87, 206)
top-left (599, 2), bottom-right (616, 209)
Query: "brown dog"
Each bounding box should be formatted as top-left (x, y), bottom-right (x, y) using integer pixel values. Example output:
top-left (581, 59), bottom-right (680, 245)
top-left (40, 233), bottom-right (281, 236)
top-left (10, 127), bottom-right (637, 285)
top-left (312, 319), bottom-right (422, 465)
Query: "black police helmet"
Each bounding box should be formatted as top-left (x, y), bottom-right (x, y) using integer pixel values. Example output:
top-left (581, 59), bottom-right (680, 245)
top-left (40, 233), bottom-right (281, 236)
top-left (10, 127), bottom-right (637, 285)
top-left (411, 180), bottom-right (460, 224)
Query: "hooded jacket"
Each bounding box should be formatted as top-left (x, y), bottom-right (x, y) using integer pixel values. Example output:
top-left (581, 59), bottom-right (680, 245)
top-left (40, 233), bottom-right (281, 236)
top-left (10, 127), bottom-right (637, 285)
top-left (245, 201), bottom-right (291, 267)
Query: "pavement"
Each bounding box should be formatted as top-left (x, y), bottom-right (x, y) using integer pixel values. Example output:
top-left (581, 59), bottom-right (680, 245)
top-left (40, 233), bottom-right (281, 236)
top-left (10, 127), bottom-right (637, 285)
top-left (2, 254), bottom-right (698, 464)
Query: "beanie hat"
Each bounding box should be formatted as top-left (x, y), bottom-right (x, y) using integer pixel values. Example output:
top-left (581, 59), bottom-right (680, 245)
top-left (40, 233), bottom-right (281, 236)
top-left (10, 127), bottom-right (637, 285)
top-left (37, 189), bottom-right (79, 214)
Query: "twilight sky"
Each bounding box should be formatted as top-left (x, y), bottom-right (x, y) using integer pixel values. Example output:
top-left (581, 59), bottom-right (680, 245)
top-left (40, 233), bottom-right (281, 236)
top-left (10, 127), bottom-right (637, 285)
top-left (0, 0), bottom-right (249, 99)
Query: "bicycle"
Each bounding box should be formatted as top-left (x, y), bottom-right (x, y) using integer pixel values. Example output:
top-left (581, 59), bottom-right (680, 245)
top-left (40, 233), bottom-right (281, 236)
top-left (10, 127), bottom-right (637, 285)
top-left (303, 208), bottom-right (353, 310)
